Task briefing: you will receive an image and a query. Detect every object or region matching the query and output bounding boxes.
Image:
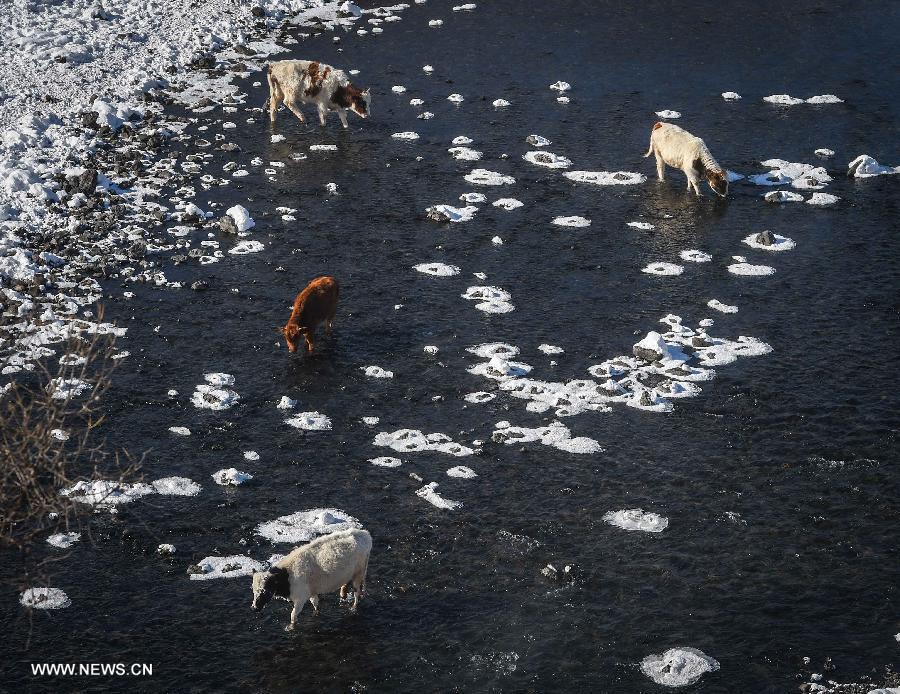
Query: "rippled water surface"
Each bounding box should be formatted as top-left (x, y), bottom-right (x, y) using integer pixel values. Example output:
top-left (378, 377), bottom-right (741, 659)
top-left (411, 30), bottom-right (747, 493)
top-left (3, 1), bottom-right (899, 692)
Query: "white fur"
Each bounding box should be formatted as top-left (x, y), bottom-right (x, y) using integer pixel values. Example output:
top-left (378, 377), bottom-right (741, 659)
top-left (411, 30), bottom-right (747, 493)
top-left (267, 60), bottom-right (370, 128)
top-left (644, 123), bottom-right (726, 197)
top-left (258, 528), bottom-right (371, 631)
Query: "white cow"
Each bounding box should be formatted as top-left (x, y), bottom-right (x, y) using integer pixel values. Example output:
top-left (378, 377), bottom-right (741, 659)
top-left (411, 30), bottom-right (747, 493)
top-left (644, 122), bottom-right (728, 197)
top-left (251, 528), bottom-right (372, 631)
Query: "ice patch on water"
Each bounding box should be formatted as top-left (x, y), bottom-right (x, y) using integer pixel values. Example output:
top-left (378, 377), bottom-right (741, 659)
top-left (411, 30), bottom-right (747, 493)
top-left (549, 81), bottom-right (571, 91)
top-left (191, 372), bottom-right (239, 410)
top-left (169, 426), bottom-right (191, 436)
top-left (806, 94), bottom-right (843, 104)
top-left (462, 286), bottom-right (515, 313)
top-left (642, 262), bottom-right (684, 276)
top-left (392, 131), bottom-right (419, 140)
top-left (426, 204), bottom-right (478, 222)
top-left (564, 170), bottom-right (646, 185)
top-left (447, 466), bottom-right (477, 479)
top-left (62, 480), bottom-right (155, 506)
top-left (47, 532), bottom-right (80, 549)
top-left (256, 508), bottom-right (361, 543)
top-left (362, 365), bottom-right (394, 378)
top-left (722, 91), bottom-right (742, 100)
top-left (391, 85), bottom-right (407, 93)
top-left (538, 344), bottom-right (564, 354)
top-left (369, 456), bottom-right (401, 467)
top-left (447, 93), bottom-right (464, 102)
top-left (641, 647), bottom-right (720, 687)
top-left (764, 94), bottom-right (805, 105)
top-left (448, 146), bottom-right (482, 161)
top-left (743, 233), bottom-right (795, 251)
top-left (728, 262), bottom-right (775, 276)
top-left (552, 216), bottom-right (591, 228)
top-left (464, 169), bottom-right (515, 185)
top-left (244, 451), bottom-right (260, 461)
top-left (49, 378), bottom-right (90, 400)
top-left (188, 556), bottom-right (264, 581)
top-left (152, 477), bottom-right (202, 496)
top-left (414, 262), bottom-right (460, 276)
top-left (815, 148), bottom-right (835, 157)
top-left (848, 154), bottom-right (900, 177)
top-left (603, 508), bottom-right (669, 532)
top-left (627, 221), bottom-right (655, 230)
top-left (20, 587), bottom-right (71, 609)
top-left (285, 412), bottom-right (332, 431)
top-left (416, 482), bottom-right (462, 509)
top-left (655, 110), bottom-right (681, 119)
top-left (310, 144), bottom-right (338, 152)
top-left (212, 468), bottom-right (252, 486)
top-left (523, 151), bottom-right (572, 169)
top-left (362, 416), bottom-right (380, 425)
top-left (526, 134), bottom-right (551, 147)
top-left (464, 391), bottom-right (496, 403)
top-left (680, 250), bottom-right (711, 262)
top-left (460, 192), bottom-right (487, 203)
top-left (452, 135), bottom-right (474, 145)
top-left (492, 420), bottom-right (602, 453)
top-left (277, 396), bottom-right (296, 409)
top-left (806, 192), bottom-right (840, 206)
top-left (708, 299), bottom-right (738, 313)
top-left (374, 429), bottom-right (474, 456)
top-left (493, 198), bottom-right (523, 210)
top-left (764, 190), bottom-right (804, 203)
top-left (228, 240), bottom-right (264, 255)
top-left (225, 205), bottom-right (254, 232)
top-left (492, 98), bottom-right (510, 107)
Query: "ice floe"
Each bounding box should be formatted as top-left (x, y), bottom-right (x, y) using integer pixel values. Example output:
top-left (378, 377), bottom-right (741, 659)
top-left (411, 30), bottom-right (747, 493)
top-left (526, 134), bottom-right (551, 147)
top-left (680, 250), bottom-right (712, 263)
top-left (655, 110), bottom-right (681, 119)
top-left (764, 190), bottom-right (804, 203)
top-left (191, 373), bottom-right (240, 410)
top-left (47, 532), bottom-right (81, 549)
top-left (426, 204), bottom-right (478, 222)
top-left (373, 429), bottom-right (474, 456)
top-left (743, 232), bottom-right (795, 251)
top-left (228, 240), bottom-right (265, 255)
top-left (20, 587), bottom-right (71, 610)
top-left (225, 205), bottom-right (254, 232)
top-left (460, 192), bottom-right (487, 203)
top-left (728, 262), bottom-right (775, 276)
top-left (169, 426), bottom-right (191, 436)
top-left (452, 135), bottom-right (474, 145)
top-left (552, 216), bottom-right (591, 228)
top-left (563, 170), bottom-right (646, 185)
top-left (848, 154), bottom-right (900, 177)
top-left (362, 365), bottom-right (394, 378)
top-left (447, 466), bottom-right (477, 479)
top-left (212, 468), bottom-right (252, 486)
top-left (285, 412), bottom-right (333, 431)
top-left (416, 482), bottom-right (462, 510)
top-left (391, 131), bottom-right (419, 140)
top-left (493, 198), bottom-right (523, 210)
top-left (641, 647), bottom-right (720, 687)
top-left (255, 508), bottom-right (361, 543)
top-left (188, 556), bottom-right (264, 581)
top-left (806, 192), bottom-right (840, 205)
top-left (750, 159), bottom-right (832, 190)
top-left (627, 221), bottom-right (655, 230)
top-left (603, 509), bottom-right (668, 533)
top-left (277, 396), bottom-right (297, 410)
top-left (462, 286), bottom-right (515, 313)
top-left (62, 480), bottom-right (155, 506)
top-left (414, 262), bottom-right (461, 276)
top-left (642, 262), bottom-right (684, 276)
top-left (815, 148), bottom-right (835, 157)
top-left (492, 421), bottom-right (602, 454)
top-left (369, 456), bottom-right (402, 467)
top-left (492, 98), bottom-right (510, 107)
top-left (464, 391), bottom-right (496, 403)
top-left (549, 81), bottom-right (571, 91)
top-left (152, 477), bottom-right (202, 496)
top-left (707, 299), bottom-right (738, 313)
top-left (448, 146), bottom-right (483, 161)
top-left (464, 169), bottom-right (515, 185)
top-left (391, 85), bottom-right (407, 93)
top-left (447, 93), bottom-right (464, 102)
top-left (722, 91), bottom-right (742, 100)
top-left (538, 344), bottom-right (564, 354)
top-left (523, 151), bottom-right (572, 169)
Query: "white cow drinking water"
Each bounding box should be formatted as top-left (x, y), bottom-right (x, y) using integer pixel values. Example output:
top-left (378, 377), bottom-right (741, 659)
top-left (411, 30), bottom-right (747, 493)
top-left (251, 528), bottom-right (372, 631)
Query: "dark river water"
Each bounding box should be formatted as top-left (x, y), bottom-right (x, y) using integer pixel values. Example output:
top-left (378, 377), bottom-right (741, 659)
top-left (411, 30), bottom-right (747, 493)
top-left (3, 1), bottom-right (900, 692)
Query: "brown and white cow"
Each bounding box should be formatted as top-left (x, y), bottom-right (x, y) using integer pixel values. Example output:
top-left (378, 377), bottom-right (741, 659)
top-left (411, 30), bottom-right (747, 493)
top-left (279, 276), bottom-right (339, 354)
top-left (644, 122), bottom-right (729, 197)
top-left (266, 60), bottom-right (370, 128)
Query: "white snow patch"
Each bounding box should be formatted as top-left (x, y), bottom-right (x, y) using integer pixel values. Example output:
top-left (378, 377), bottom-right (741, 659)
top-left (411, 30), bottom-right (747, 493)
top-left (414, 262), bottom-right (460, 276)
top-left (722, 91), bottom-right (742, 100)
top-left (743, 233), bottom-right (795, 251)
top-left (284, 412), bottom-right (332, 431)
top-left (462, 285), bottom-right (515, 313)
top-left (680, 250), bottom-right (711, 263)
top-left (728, 262), bottom-right (775, 276)
top-left (707, 299), bottom-right (738, 314)
top-left (47, 532), bottom-right (80, 549)
top-left (603, 508), bottom-right (668, 533)
top-left (564, 170), bottom-right (646, 185)
top-left (416, 482), bottom-right (462, 510)
top-left (464, 168), bottom-right (515, 186)
top-left (448, 146), bottom-right (482, 161)
top-left (255, 508), bottom-right (361, 544)
top-left (642, 262), bottom-right (684, 276)
top-left (20, 587), bottom-right (71, 609)
top-left (848, 154), bottom-right (900, 178)
top-left (188, 556), bottom-right (264, 581)
top-left (552, 216), bottom-right (591, 228)
top-left (362, 365), bottom-right (394, 378)
top-left (426, 204), bottom-right (478, 223)
top-left (492, 420), bottom-right (602, 454)
top-left (493, 198), bottom-right (523, 210)
top-left (641, 647), bottom-right (720, 687)
top-left (369, 456), bottom-right (402, 467)
top-left (549, 81), bottom-right (571, 92)
top-left (391, 131), bottom-right (419, 140)
top-left (212, 468), bottom-right (252, 486)
top-left (447, 466), bottom-right (477, 479)
top-left (225, 205), bottom-right (254, 232)
top-left (807, 192), bottom-right (840, 206)
top-left (655, 110), bottom-right (681, 119)
top-left (374, 429), bottom-right (474, 456)
top-left (523, 151), bottom-right (572, 169)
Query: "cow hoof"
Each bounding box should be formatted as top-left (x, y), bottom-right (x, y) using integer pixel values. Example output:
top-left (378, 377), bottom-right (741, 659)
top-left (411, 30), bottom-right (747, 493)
top-left (285, 623), bottom-right (295, 632)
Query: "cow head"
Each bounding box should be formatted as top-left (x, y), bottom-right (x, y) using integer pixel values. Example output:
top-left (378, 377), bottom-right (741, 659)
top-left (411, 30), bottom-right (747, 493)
top-left (349, 86), bottom-right (370, 119)
top-left (279, 323), bottom-right (305, 353)
top-left (251, 566), bottom-right (289, 611)
top-left (706, 169), bottom-right (729, 198)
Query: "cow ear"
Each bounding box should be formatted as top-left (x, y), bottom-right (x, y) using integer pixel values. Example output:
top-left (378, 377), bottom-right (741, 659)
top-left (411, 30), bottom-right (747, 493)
top-left (363, 88), bottom-right (370, 96)
top-left (268, 565), bottom-right (287, 575)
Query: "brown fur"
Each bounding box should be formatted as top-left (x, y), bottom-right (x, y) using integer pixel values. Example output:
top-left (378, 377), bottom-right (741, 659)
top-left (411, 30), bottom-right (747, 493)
top-left (279, 276), bottom-right (340, 353)
top-left (652, 121), bottom-right (663, 130)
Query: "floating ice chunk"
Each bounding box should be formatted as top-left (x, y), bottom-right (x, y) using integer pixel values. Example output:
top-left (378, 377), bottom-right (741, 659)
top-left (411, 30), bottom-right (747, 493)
top-left (743, 232), bottom-right (795, 251)
top-left (256, 509), bottom-right (361, 544)
top-left (523, 151), bottom-right (572, 169)
top-left (416, 482), bottom-right (462, 509)
top-left (362, 365), bottom-right (394, 378)
top-left (61, 480), bottom-right (155, 506)
top-left (310, 144), bottom-right (338, 151)
top-left (225, 205), bottom-right (255, 232)
top-left (633, 331), bottom-right (689, 364)
top-left (271, 134), bottom-right (286, 143)
top-left (414, 262), bottom-right (461, 276)
top-left (806, 94), bottom-right (843, 104)
top-left (426, 204), bottom-right (478, 222)
top-left (447, 466), bottom-right (477, 479)
top-left (153, 477), bottom-right (202, 496)
top-left (552, 216), bottom-right (591, 228)
top-left (641, 647), bottom-right (720, 687)
top-left (549, 81), bottom-right (571, 91)
top-left (448, 146), bottom-right (483, 161)
top-left (642, 262), bottom-right (684, 276)
top-left (467, 343), bottom-right (520, 359)
top-left (848, 155), bottom-right (900, 177)
top-left (362, 416), bottom-right (380, 425)
top-left (20, 587), bottom-right (71, 609)
top-left (462, 286), bottom-right (515, 313)
top-left (423, 65), bottom-right (434, 72)
top-left (603, 509), bottom-right (669, 532)
top-left (285, 412), bottom-right (332, 431)
top-left (212, 468), bottom-right (252, 486)
top-left (564, 170), bottom-right (646, 185)
top-left (391, 85), bottom-right (407, 93)
top-left (492, 420), bottom-right (602, 454)
top-left (429, 19), bottom-right (444, 27)
top-left (707, 299), bottom-right (738, 313)
top-left (460, 192), bottom-right (487, 203)
top-left (452, 135), bottom-right (474, 145)
top-left (526, 134), bottom-right (551, 147)
top-left (47, 532), bottom-right (81, 549)
top-left (492, 236), bottom-right (503, 245)
top-left (370, 456), bottom-right (402, 467)
top-left (453, 3), bottom-right (477, 9)
top-left (464, 391), bottom-right (496, 403)
top-left (229, 240), bottom-right (265, 255)
top-left (728, 262), bottom-right (775, 276)
top-left (169, 424), bottom-right (191, 437)
top-left (538, 344), bottom-right (564, 354)
top-left (764, 190), bottom-right (804, 203)
top-left (695, 336), bottom-right (773, 366)
top-left (815, 148), bottom-right (835, 157)
top-left (374, 429), bottom-right (474, 456)
top-left (392, 131), bottom-right (419, 140)
top-left (556, 96), bottom-right (570, 104)
top-left (277, 396), bottom-right (297, 409)
top-left (447, 93), bottom-right (464, 102)
top-left (806, 192), bottom-right (840, 206)
top-left (424, 346), bottom-right (439, 355)
top-left (655, 110), bottom-right (681, 119)
top-left (627, 221), bottom-right (655, 230)
top-left (191, 378), bottom-right (240, 410)
top-left (722, 91), bottom-right (742, 100)
top-left (493, 198), bottom-right (523, 210)
top-left (464, 169), bottom-right (515, 185)
top-left (49, 378), bottom-right (90, 400)
top-left (408, 99), bottom-right (425, 107)
top-left (244, 451), bottom-right (260, 461)
top-left (418, 111), bottom-right (435, 119)
top-left (680, 250), bottom-right (712, 262)
top-left (188, 556), bottom-right (264, 581)
top-left (493, 98), bottom-right (510, 107)
top-left (764, 94), bottom-right (805, 105)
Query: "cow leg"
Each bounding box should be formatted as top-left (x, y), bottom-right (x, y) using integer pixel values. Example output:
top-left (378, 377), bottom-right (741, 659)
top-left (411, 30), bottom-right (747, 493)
top-left (269, 93), bottom-right (281, 123)
top-left (285, 100), bottom-right (306, 123)
top-left (655, 152), bottom-right (665, 181)
top-left (309, 594), bottom-right (320, 615)
top-left (689, 173), bottom-right (702, 196)
top-left (337, 108), bottom-right (349, 128)
top-left (339, 584), bottom-right (348, 602)
top-left (286, 600), bottom-right (304, 631)
top-left (305, 333), bottom-right (315, 353)
top-left (318, 104), bottom-right (328, 126)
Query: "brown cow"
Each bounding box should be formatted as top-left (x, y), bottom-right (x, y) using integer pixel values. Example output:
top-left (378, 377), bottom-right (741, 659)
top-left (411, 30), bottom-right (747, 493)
top-left (279, 276), bottom-right (339, 353)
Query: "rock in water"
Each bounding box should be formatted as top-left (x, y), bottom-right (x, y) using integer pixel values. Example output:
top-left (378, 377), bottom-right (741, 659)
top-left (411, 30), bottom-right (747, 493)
top-left (756, 230), bottom-right (776, 246)
top-left (219, 215), bottom-right (239, 235)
